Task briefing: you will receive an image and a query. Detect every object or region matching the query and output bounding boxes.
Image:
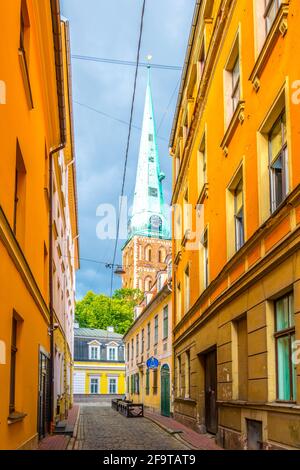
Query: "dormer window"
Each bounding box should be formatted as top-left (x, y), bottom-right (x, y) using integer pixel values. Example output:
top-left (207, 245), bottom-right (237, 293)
top-left (107, 342), bottom-right (118, 361)
top-left (88, 341), bottom-right (101, 360)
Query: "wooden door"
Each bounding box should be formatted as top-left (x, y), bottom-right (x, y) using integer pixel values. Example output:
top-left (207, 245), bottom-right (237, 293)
top-left (205, 348), bottom-right (217, 434)
top-left (160, 365), bottom-right (170, 417)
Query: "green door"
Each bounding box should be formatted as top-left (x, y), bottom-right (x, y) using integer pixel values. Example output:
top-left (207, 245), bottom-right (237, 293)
top-left (160, 364), bottom-right (170, 417)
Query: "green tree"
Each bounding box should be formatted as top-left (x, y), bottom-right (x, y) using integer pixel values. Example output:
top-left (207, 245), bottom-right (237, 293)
top-left (75, 288), bottom-right (143, 335)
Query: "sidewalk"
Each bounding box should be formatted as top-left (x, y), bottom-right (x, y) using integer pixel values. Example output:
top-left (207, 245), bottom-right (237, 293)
top-left (38, 405), bottom-right (80, 451)
top-left (145, 410), bottom-right (222, 450)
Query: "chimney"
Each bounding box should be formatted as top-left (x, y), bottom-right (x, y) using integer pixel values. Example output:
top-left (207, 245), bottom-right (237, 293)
top-left (107, 326), bottom-right (114, 333)
top-left (74, 322), bottom-right (79, 329)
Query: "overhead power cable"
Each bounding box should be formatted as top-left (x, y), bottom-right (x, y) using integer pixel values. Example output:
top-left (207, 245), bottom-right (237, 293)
top-left (72, 54), bottom-right (182, 71)
top-left (73, 100), bottom-right (168, 142)
top-left (109, 0), bottom-right (147, 299)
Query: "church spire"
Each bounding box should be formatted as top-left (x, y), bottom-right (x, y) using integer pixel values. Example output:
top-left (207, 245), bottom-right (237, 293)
top-left (128, 67), bottom-right (170, 240)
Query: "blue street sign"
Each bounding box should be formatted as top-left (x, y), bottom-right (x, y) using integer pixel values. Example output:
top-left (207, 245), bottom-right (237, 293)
top-left (146, 356), bottom-right (159, 369)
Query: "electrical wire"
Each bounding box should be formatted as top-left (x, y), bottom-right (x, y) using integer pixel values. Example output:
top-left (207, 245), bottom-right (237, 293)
top-left (72, 54), bottom-right (182, 71)
top-left (157, 78), bottom-right (180, 134)
top-left (73, 100), bottom-right (168, 143)
top-left (109, 0), bottom-right (147, 299)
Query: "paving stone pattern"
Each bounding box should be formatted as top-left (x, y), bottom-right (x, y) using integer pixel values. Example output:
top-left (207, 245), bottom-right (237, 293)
top-left (75, 405), bottom-right (189, 450)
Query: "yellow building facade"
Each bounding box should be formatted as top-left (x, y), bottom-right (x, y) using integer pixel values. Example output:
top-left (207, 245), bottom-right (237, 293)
top-left (0, 0), bottom-right (78, 449)
top-left (170, 0), bottom-right (300, 449)
top-left (73, 327), bottom-right (126, 397)
top-left (124, 261), bottom-right (172, 416)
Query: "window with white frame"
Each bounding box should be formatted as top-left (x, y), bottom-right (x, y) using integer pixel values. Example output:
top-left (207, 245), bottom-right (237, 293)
top-left (107, 344), bottom-right (118, 361)
top-left (108, 377), bottom-right (118, 394)
top-left (224, 34), bottom-right (241, 127)
top-left (90, 376), bottom-right (99, 394)
top-left (264, 0), bottom-right (281, 35)
top-left (88, 342), bottom-right (100, 360)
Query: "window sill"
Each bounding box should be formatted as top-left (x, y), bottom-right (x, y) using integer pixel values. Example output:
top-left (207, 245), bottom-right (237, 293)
top-left (7, 411), bottom-right (27, 425)
top-left (196, 183), bottom-right (209, 206)
top-left (220, 101), bottom-right (245, 155)
top-left (18, 48), bottom-right (34, 109)
top-left (249, 2), bottom-right (289, 91)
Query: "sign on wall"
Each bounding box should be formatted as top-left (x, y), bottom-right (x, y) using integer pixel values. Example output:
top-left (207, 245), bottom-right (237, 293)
top-left (146, 356), bottom-right (159, 369)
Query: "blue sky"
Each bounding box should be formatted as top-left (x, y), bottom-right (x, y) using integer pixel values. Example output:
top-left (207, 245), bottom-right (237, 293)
top-left (61, 0), bottom-right (195, 298)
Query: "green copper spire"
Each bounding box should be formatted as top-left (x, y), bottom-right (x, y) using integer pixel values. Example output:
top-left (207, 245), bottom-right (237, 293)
top-left (128, 67), bottom-right (170, 240)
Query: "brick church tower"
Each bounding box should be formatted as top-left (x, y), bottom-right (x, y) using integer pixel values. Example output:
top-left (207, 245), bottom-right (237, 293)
top-left (122, 67), bottom-right (171, 292)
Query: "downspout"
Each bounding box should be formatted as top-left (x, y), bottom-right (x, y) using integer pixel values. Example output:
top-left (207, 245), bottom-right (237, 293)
top-left (49, 144), bottom-right (65, 433)
top-left (49, 0), bottom-right (67, 432)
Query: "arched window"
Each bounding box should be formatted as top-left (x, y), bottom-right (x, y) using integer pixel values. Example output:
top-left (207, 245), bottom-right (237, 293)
top-left (158, 247), bottom-right (166, 263)
top-left (145, 245), bottom-right (152, 262)
top-left (145, 277), bottom-right (152, 292)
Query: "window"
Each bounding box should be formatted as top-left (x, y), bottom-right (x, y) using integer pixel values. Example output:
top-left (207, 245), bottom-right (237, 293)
top-left (108, 378), bottom-right (117, 394)
top-left (141, 329), bottom-right (144, 354)
top-left (234, 178), bottom-right (244, 251)
top-left (131, 339), bottom-right (134, 363)
top-left (148, 134), bottom-right (153, 142)
top-left (269, 111), bottom-right (288, 212)
top-left (198, 41), bottom-right (205, 80)
top-left (145, 246), bottom-right (152, 262)
top-left (264, 0), bottom-right (281, 34)
top-left (88, 342), bottom-right (100, 360)
top-left (231, 57), bottom-right (240, 116)
top-left (185, 351), bottom-right (191, 398)
top-left (108, 346), bottom-right (117, 361)
top-left (14, 141), bottom-right (26, 241)
top-left (19, 1), bottom-right (33, 108)
top-left (147, 323), bottom-right (151, 350)
top-left (153, 369), bottom-right (158, 395)
top-left (275, 293), bottom-right (296, 401)
top-left (131, 374), bottom-right (135, 394)
top-left (184, 265), bottom-right (190, 314)
top-left (146, 369), bottom-right (150, 395)
top-left (90, 377), bottom-right (99, 394)
top-left (163, 306), bottom-right (168, 339)
top-left (224, 34), bottom-right (241, 127)
top-left (176, 282), bottom-right (182, 323)
top-left (136, 334), bottom-right (139, 357)
top-left (154, 315), bottom-right (158, 345)
top-left (127, 343), bottom-right (129, 362)
top-left (198, 133), bottom-right (207, 197)
top-left (148, 187), bottom-right (158, 197)
top-left (9, 316), bottom-right (19, 413)
top-left (183, 189), bottom-right (191, 234)
top-left (135, 373), bottom-right (140, 395)
top-left (145, 276), bottom-right (152, 292)
top-left (158, 247), bottom-right (166, 263)
top-left (202, 229), bottom-right (209, 289)
top-left (90, 346), bottom-right (99, 360)
top-left (177, 356), bottom-right (182, 397)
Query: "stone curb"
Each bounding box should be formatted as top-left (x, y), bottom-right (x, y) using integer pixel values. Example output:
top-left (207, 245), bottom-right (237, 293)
top-left (67, 405), bottom-right (81, 450)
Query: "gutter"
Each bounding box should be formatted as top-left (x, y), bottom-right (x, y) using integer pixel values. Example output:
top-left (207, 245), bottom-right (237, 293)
top-left (49, 0), bottom-right (67, 432)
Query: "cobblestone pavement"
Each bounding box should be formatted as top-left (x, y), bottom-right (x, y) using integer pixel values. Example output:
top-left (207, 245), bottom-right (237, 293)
top-left (75, 405), bottom-right (189, 450)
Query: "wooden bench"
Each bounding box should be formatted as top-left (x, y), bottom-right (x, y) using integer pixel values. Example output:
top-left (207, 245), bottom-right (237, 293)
top-left (117, 400), bottom-right (144, 418)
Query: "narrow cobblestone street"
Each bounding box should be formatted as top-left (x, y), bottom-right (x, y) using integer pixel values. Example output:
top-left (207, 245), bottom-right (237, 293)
top-left (73, 404), bottom-right (189, 450)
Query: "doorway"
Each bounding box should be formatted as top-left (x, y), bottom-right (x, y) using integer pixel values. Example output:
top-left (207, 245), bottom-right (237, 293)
top-left (160, 364), bottom-right (170, 417)
top-left (204, 348), bottom-right (218, 434)
top-left (38, 351), bottom-right (50, 439)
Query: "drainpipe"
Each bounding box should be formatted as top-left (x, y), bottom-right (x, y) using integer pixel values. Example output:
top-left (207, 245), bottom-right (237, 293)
top-left (49, 144), bottom-right (65, 433)
top-left (49, 0), bottom-right (67, 433)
